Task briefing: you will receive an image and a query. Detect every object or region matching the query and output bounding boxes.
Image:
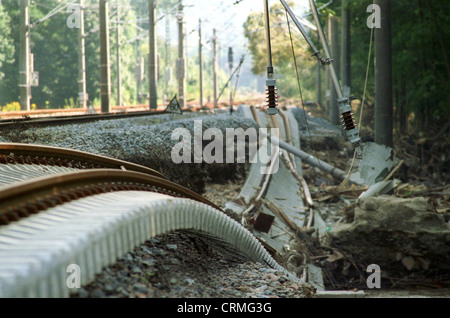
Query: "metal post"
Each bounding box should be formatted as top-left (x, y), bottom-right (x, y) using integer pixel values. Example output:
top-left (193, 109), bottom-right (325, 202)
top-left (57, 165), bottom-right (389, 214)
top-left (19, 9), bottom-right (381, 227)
top-left (78, 0), bottom-right (87, 109)
top-left (284, 0), bottom-right (362, 155)
top-left (19, 0), bottom-right (30, 111)
top-left (176, 2), bottom-right (185, 108)
top-left (135, 40), bottom-right (142, 104)
top-left (308, 0), bottom-right (342, 100)
top-left (149, 0), bottom-right (158, 109)
top-left (341, 0), bottom-right (351, 95)
top-left (164, 16), bottom-right (170, 103)
top-left (116, 0), bottom-right (122, 107)
top-left (212, 28), bottom-right (218, 108)
top-left (99, 0), bottom-right (111, 113)
top-left (228, 47), bottom-right (233, 109)
top-left (198, 19), bottom-right (204, 107)
top-left (263, 0), bottom-right (273, 71)
top-left (329, 15), bottom-right (339, 125)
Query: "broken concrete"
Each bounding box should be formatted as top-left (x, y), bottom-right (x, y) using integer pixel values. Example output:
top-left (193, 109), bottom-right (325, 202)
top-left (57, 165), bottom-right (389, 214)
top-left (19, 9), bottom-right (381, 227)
top-left (326, 196), bottom-right (450, 272)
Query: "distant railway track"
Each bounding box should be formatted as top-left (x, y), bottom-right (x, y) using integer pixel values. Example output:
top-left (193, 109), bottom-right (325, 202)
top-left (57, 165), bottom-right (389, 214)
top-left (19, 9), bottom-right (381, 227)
top-left (0, 103), bottom-right (242, 128)
top-left (0, 109), bottom-right (167, 128)
top-left (0, 143), bottom-right (165, 178)
top-left (0, 98), bottom-right (268, 128)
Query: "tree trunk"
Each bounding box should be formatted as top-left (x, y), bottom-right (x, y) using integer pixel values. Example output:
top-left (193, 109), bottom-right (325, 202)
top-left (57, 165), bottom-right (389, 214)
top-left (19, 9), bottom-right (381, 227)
top-left (340, 0), bottom-right (351, 94)
top-left (374, 0), bottom-right (393, 147)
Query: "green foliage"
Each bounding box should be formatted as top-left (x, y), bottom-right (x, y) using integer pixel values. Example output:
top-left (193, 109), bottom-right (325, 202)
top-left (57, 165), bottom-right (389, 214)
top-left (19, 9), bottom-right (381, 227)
top-left (0, 3), bottom-right (15, 81)
top-left (63, 97), bottom-right (77, 109)
top-left (347, 0), bottom-right (450, 132)
top-left (243, 1), bottom-right (317, 100)
top-left (0, 102), bottom-right (21, 112)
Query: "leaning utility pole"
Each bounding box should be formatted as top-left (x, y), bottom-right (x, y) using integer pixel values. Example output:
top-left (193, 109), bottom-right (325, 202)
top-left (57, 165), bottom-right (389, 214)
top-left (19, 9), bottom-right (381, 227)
top-left (340, 0), bottom-right (351, 96)
top-left (374, 0), bottom-right (393, 148)
top-left (212, 28), bottom-right (218, 108)
top-left (116, 0), bottom-right (122, 107)
top-left (99, 0), bottom-right (111, 113)
top-left (149, 0), bottom-right (158, 109)
top-left (78, 0), bottom-right (87, 108)
top-left (328, 15), bottom-right (340, 125)
top-left (198, 19), bottom-right (204, 107)
top-left (176, 2), bottom-right (185, 108)
top-left (19, 0), bottom-right (31, 111)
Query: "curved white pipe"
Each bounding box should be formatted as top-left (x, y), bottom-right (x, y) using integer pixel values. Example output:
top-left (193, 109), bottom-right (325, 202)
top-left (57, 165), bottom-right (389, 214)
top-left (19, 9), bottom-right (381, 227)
top-left (0, 191), bottom-right (300, 297)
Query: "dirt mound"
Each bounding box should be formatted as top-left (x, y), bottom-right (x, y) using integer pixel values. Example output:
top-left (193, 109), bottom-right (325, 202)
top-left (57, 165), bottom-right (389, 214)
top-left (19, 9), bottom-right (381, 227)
top-left (327, 195), bottom-right (450, 274)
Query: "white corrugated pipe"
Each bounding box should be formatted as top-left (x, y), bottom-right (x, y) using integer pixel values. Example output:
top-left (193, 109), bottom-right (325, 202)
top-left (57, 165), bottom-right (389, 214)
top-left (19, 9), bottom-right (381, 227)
top-left (0, 191), bottom-right (301, 298)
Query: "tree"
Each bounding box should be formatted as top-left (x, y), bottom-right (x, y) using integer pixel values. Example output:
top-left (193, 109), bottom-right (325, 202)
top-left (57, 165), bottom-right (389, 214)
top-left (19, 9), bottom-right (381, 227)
top-left (243, 1), bottom-right (317, 101)
top-left (0, 1), bottom-right (19, 105)
top-left (374, 0), bottom-right (393, 148)
top-left (0, 2), bottom-right (14, 82)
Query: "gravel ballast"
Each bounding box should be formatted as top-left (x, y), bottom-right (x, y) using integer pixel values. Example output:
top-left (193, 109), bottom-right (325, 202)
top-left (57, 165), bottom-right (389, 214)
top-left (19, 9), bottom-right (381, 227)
top-left (1, 113), bottom-right (257, 193)
top-left (71, 231), bottom-right (315, 299)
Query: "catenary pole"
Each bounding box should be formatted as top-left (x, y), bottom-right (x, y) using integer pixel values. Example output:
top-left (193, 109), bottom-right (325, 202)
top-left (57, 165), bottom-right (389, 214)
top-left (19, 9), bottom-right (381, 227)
top-left (99, 0), bottom-right (111, 113)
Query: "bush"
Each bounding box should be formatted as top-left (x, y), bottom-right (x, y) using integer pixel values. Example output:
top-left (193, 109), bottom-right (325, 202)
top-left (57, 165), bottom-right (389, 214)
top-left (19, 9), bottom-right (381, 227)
top-left (1, 102), bottom-right (21, 112)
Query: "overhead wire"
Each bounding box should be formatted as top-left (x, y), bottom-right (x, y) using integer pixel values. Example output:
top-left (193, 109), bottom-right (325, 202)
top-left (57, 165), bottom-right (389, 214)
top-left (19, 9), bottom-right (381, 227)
top-left (31, 0), bottom-right (78, 29)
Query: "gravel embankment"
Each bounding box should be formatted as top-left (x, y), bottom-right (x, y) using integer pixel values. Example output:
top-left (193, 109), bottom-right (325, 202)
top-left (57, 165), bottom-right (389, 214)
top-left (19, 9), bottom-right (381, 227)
top-left (71, 231), bottom-right (315, 298)
top-left (0, 113), bottom-right (257, 193)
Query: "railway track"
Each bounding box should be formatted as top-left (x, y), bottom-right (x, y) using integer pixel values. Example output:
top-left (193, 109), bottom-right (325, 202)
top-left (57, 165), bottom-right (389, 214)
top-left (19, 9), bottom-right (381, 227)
top-left (0, 109), bottom-right (165, 128)
top-left (0, 139), bottom-right (300, 297)
top-left (0, 103), bottom-right (219, 129)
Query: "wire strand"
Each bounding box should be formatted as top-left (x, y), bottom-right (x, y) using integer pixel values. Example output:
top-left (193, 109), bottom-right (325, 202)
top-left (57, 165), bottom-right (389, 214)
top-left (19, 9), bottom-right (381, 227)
top-left (285, 9), bottom-right (325, 172)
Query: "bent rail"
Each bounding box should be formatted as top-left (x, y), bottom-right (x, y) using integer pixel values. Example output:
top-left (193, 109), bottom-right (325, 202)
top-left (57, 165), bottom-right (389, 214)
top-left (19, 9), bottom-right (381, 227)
top-left (0, 169), bottom-right (221, 225)
top-left (0, 143), bottom-right (166, 179)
